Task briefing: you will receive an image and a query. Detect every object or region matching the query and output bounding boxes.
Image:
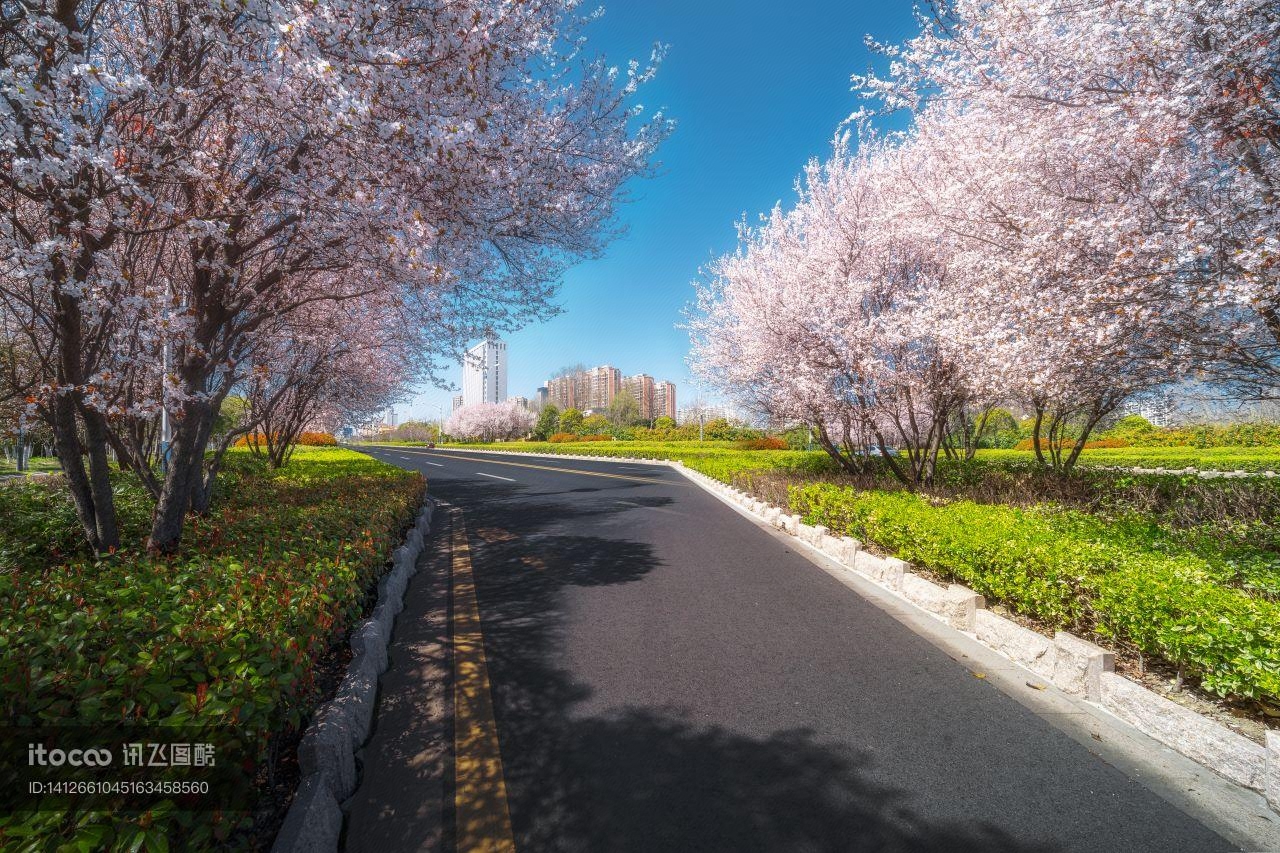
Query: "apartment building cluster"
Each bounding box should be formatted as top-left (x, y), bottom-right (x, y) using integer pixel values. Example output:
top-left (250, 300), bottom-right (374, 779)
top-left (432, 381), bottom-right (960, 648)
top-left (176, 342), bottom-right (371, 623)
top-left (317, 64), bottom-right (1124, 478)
top-left (450, 339), bottom-right (676, 422)
top-left (537, 365), bottom-right (676, 421)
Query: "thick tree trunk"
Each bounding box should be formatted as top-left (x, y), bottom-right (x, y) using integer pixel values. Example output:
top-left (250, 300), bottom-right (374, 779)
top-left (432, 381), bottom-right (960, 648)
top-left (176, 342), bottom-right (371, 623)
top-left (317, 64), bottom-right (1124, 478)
top-left (814, 423), bottom-right (864, 476)
top-left (1062, 405), bottom-right (1109, 474)
top-left (49, 398), bottom-right (102, 552)
top-left (874, 429), bottom-right (914, 489)
top-left (81, 407), bottom-right (120, 550)
top-left (967, 406), bottom-right (992, 461)
top-left (148, 423), bottom-right (199, 554)
top-left (1031, 405), bottom-right (1048, 468)
top-left (919, 420), bottom-right (946, 486)
top-left (147, 399), bottom-right (216, 553)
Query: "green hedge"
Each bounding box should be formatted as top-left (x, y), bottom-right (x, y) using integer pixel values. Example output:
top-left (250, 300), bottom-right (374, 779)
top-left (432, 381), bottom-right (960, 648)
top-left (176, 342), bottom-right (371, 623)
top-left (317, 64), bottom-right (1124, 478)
top-left (790, 484), bottom-right (1280, 705)
top-left (0, 447), bottom-right (424, 850)
top-left (977, 445), bottom-right (1280, 472)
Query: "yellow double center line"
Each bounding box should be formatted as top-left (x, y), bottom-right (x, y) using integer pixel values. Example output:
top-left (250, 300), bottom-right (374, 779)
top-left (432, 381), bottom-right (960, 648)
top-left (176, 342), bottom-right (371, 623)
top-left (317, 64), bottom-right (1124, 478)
top-left (450, 509), bottom-right (517, 852)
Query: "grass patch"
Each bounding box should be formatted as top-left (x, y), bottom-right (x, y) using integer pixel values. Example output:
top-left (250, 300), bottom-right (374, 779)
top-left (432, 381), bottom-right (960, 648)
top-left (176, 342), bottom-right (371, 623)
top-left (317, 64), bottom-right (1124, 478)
top-left (0, 446), bottom-right (424, 850)
top-left (0, 456), bottom-right (62, 476)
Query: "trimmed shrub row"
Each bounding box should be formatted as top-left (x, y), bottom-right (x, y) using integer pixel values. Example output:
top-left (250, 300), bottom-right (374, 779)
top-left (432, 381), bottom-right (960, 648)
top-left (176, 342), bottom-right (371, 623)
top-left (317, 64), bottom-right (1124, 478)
top-left (790, 483), bottom-right (1280, 705)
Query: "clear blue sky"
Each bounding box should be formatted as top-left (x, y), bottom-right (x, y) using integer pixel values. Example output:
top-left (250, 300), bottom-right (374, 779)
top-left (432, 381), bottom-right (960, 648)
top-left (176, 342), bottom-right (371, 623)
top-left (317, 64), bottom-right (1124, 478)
top-left (401, 1), bottom-right (917, 423)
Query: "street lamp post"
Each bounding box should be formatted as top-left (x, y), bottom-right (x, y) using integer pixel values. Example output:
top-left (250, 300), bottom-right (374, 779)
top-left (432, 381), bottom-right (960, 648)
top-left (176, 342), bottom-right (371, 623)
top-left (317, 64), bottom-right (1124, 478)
top-left (16, 424), bottom-right (26, 472)
top-left (158, 287), bottom-right (175, 473)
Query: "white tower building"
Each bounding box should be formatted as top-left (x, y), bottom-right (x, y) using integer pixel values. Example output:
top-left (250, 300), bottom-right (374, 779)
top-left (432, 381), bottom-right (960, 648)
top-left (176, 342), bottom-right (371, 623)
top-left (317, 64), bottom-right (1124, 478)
top-left (462, 338), bottom-right (508, 406)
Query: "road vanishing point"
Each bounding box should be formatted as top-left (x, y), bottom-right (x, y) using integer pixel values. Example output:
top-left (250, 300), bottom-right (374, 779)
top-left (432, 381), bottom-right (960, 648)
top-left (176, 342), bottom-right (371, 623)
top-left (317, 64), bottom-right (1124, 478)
top-left (344, 447), bottom-right (1262, 853)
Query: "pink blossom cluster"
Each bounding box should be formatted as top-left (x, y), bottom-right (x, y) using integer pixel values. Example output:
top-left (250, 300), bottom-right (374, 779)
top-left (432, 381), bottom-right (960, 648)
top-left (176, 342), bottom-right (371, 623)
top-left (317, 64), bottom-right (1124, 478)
top-left (445, 402), bottom-right (536, 443)
top-left (0, 0), bottom-right (666, 551)
top-left (692, 0), bottom-right (1277, 484)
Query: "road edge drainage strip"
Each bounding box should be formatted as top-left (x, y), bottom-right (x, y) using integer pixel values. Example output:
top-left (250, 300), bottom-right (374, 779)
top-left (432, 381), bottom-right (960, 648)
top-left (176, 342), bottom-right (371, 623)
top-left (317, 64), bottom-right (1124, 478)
top-left (272, 499), bottom-right (437, 853)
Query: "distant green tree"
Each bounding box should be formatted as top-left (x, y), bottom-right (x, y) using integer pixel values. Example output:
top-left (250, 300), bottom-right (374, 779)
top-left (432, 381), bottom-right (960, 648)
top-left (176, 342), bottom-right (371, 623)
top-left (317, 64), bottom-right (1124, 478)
top-left (533, 404), bottom-right (560, 440)
top-left (607, 391), bottom-right (641, 428)
top-left (1104, 414), bottom-right (1156, 440)
top-left (783, 425), bottom-right (811, 450)
top-left (703, 417), bottom-right (735, 441)
top-left (389, 421), bottom-right (439, 443)
top-left (581, 413), bottom-right (610, 434)
top-left (558, 408), bottom-right (583, 434)
top-left (975, 408), bottom-right (1021, 449)
top-left (653, 415), bottom-right (676, 431)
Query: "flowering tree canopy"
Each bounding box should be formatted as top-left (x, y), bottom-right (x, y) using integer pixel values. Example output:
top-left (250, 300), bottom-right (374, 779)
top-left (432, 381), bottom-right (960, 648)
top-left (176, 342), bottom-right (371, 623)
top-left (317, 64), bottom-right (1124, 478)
top-left (446, 402), bottom-right (535, 442)
top-left (1, 0), bottom-right (668, 551)
top-left (691, 0), bottom-right (1275, 483)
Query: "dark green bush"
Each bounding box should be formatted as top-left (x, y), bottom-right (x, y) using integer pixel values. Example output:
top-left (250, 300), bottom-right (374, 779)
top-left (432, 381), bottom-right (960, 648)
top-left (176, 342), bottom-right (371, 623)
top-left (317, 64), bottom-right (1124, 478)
top-left (0, 447), bottom-right (424, 849)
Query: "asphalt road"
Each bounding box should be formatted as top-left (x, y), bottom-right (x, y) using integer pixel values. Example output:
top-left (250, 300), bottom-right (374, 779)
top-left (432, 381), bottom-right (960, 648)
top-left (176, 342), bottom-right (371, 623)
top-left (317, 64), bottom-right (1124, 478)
top-left (345, 447), bottom-right (1235, 853)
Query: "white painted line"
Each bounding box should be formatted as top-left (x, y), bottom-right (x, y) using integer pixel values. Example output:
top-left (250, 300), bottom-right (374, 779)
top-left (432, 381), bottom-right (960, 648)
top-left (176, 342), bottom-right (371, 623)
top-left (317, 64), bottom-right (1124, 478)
top-left (422, 461), bottom-right (444, 467)
top-left (476, 472), bottom-right (514, 482)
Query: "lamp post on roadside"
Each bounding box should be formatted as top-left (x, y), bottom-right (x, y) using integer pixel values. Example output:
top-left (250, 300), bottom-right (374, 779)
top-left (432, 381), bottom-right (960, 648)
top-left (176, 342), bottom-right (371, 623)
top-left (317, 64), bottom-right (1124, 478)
top-left (16, 423), bottom-right (26, 472)
top-left (158, 283), bottom-right (175, 473)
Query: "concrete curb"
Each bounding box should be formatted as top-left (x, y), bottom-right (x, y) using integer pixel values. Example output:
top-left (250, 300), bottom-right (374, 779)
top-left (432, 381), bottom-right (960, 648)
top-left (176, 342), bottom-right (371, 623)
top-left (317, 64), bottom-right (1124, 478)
top-left (431, 446), bottom-right (1279, 813)
top-left (272, 499), bottom-right (436, 853)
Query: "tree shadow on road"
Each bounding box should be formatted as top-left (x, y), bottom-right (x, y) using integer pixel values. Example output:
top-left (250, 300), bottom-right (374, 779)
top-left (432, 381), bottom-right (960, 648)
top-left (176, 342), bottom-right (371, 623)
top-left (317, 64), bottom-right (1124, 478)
top-left (422, 477), bottom-right (1062, 853)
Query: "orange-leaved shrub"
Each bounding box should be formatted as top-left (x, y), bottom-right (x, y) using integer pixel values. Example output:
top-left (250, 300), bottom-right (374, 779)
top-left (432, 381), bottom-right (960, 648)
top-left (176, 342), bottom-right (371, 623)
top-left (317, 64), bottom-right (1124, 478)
top-left (234, 431), bottom-right (337, 448)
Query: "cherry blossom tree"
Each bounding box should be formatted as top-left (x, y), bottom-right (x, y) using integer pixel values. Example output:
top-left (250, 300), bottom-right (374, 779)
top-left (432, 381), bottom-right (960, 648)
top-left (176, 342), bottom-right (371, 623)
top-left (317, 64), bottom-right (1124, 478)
top-left (690, 140), bottom-right (970, 487)
top-left (445, 401), bottom-right (535, 443)
top-left (854, 0), bottom-right (1279, 400)
top-left (2, 0), bottom-right (668, 552)
top-left (239, 298), bottom-right (409, 469)
top-left (891, 102), bottom-right (1181, 471)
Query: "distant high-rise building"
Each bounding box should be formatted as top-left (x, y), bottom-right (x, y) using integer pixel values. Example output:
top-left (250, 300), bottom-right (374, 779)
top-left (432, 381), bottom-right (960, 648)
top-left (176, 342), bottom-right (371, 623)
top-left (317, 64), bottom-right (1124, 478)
top-left (1122, 391), bottom-right (1177, 428)
top-left (652, 381), bottom-right (676, 420)
top-left (544, 365), bottom-right (621, 412)
top-left (545, 375), bottom-right (575, 410)
top-left (510, 396), bottom-right (531, 410)
top-left (536, 386), bottom-right (549, 407)
top-left (452, 394), bottom-right (464, 412)
top-left (462, 338), bottom-right (507, 406)
top-left (588, 365), bottom-right (620, 411)
top-left (622, 374), bottom-right (655, 420)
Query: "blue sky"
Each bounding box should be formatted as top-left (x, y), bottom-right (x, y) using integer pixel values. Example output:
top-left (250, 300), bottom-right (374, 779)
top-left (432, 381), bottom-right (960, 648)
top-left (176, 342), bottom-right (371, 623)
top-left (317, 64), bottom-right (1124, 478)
top-left (401, 1), bottom-right (918, 422)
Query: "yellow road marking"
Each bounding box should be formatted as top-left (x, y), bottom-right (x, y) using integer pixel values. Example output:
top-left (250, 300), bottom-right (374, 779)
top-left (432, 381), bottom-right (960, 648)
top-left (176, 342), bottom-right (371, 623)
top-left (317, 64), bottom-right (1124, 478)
top-left (450, 510), bottom-right (517, 853)
top-left (519, 555), bottom-right (546, 571)
top-left (397, 449), bottom-right (680, 486)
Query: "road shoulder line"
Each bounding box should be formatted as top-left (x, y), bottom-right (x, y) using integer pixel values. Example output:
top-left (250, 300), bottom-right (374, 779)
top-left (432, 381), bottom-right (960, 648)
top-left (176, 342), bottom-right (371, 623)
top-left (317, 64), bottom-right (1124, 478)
top-left (449, 508), bottom-right (517, 853)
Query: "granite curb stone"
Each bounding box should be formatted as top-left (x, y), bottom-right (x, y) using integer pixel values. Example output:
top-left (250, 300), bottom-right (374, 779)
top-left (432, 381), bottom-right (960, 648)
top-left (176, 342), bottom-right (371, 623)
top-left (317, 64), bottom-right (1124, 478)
top-left (272, 497), bottom-right (435, 853)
